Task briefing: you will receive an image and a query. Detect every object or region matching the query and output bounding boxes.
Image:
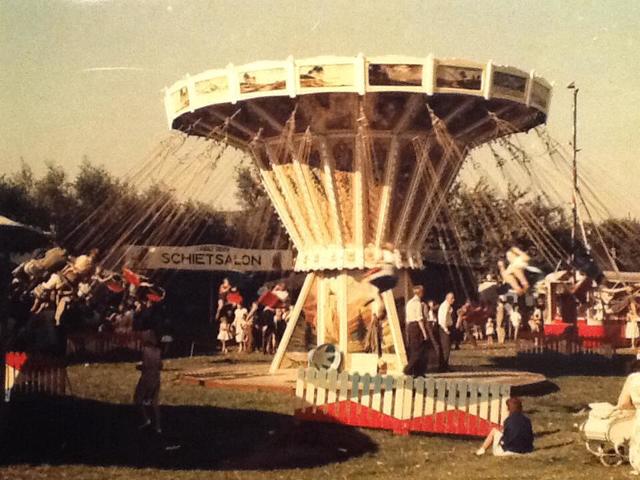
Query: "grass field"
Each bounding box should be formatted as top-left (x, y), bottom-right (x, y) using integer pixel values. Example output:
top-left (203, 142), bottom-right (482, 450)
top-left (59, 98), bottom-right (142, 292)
top-left (0, 346), bottom-right (636, 480)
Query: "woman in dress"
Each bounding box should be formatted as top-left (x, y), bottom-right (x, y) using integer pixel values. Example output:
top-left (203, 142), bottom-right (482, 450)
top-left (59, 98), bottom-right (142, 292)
top-left (232, 304), bottom-right (248, 352)
top-left (616, 357), bottom-right (640, 474)
top-left (215, 278), bottom-right (232, 321)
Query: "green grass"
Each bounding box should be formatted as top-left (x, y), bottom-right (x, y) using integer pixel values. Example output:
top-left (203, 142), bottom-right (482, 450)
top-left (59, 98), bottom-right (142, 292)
top-left (0, 347), bottom-right (635, 480)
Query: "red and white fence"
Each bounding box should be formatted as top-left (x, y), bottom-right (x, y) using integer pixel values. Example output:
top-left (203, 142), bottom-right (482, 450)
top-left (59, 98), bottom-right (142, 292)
top-left (295, 367), bottom-right (510, 436)
top-left (4, 352), bottom-right (69, 402)
top-left (66, 331), bottom-right (143, 356)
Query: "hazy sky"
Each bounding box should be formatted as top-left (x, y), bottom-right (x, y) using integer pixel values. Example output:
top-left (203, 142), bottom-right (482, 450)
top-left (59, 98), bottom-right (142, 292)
top-left (1, 0), bottom-right (639, 214)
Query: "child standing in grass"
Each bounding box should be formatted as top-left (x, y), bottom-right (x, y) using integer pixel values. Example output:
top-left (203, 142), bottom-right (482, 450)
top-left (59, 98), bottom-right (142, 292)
top-left (485, 318), bottom-right (495, 345)
top-left (217, 316), bottom-right (231, 354)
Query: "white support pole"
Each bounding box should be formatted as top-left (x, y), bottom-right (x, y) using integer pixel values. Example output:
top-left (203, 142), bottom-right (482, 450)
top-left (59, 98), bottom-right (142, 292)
top-left (337, 272), bottom-right (349, 362)
top-left (316, 274), bottom-right (327, 345)
top-left (381, 289), bottom-right (408, 370)
top-left (354, 131), bottom-right (366, 266)
top-left (269, 272), bottom-right (316, 373)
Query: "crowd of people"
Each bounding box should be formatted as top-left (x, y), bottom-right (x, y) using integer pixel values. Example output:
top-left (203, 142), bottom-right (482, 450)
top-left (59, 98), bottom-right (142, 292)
top-left (403, 284), bottom-right (546, 376)
top-left (8, 246), bottom-right (167, 351)
top-left (213, 277), bottom-right (292, 355)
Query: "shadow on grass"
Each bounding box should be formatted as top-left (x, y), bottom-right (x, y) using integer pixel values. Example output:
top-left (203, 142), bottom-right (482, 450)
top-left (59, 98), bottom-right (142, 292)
top-left (0, 396), bottom-right (377, 471)
top-left (491, 353), bottom-right (632, 378)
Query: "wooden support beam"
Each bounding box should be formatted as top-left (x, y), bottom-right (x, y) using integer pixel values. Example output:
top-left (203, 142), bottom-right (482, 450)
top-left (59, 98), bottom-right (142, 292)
top-left (250, 145), bottom-right (305, 250)
top-left (269, 272), bottom-right (316, 373)
top-left (246, 101), bottom-right (285, 133)
top-left (393, 136), bottom-right (429, 247)
top-left (354, 130), bottom-right (367, 265)
top-left (381, 289), bottom-right (408, 371)
top-left (318, 138), bottom-right (344, 247)
top-left (404, 147), bottom-right (450, 251)
top-left (265, 145), bottom-right (316, 248)
top-left (374, 137), bottom-right (400, 248)
top-left (288, 136), bottom-right (326, 244)
top-left (415, 154), bottom-right (466, 248)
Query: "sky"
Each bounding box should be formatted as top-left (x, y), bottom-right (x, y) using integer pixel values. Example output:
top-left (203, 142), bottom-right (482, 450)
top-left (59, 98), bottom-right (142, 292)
top-left (1, 0), bottom-right (639, 214)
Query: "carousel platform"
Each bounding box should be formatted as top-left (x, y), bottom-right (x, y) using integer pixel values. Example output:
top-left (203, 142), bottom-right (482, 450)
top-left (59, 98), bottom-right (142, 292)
top-left (179, 359), bottom-right (547, 395)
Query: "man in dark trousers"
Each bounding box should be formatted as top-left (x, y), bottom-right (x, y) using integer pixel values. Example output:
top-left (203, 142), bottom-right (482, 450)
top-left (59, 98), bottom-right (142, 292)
top-left (437, 292), bottom-right (455, 371)
top-left (403, 285), bottom-right (429, 376)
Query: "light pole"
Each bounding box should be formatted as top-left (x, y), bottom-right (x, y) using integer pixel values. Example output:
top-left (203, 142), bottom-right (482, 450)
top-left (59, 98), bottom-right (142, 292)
top-left (567, 82), bottom-right (579, 272)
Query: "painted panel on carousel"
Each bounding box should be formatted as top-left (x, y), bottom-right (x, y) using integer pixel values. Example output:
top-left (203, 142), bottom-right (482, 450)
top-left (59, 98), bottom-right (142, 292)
top-left (297, 62), bottom-right (356, 92)
top-left (238, 66), bottom-right (288, 99)
top-left (367, 63), bottom-right (424, 91)
top-left (434, 61), bottom-right (484, 94)
top-left (491, 67), bottom-right (529, 101)
top-left (194, 73), bottom-right (230, 105)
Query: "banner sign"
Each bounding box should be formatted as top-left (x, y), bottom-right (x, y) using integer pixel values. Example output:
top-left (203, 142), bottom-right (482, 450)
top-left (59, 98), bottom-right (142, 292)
top-left (125, 245), bottom-right (294, 272)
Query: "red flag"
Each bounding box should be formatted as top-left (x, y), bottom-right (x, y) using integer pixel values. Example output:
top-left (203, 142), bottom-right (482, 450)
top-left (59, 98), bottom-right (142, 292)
top-left (122, 267), bottom-right (141, 286)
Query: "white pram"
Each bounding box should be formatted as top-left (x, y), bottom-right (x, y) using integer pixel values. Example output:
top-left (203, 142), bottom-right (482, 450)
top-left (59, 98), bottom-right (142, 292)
top-left (580, 402), bottom-right (635, 466)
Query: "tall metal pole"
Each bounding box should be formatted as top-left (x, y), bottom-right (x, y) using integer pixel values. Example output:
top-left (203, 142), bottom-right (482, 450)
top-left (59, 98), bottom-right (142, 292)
top-left (568, 84), bottom-right (579, 271)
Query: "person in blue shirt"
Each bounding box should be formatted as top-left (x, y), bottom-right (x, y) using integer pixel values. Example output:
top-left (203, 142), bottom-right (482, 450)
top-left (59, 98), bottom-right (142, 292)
top-left (475, 397), bottom-right (534, 456)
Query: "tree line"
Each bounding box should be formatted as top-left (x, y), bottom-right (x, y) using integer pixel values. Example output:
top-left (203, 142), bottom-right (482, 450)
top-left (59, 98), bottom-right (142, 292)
top-left (2, 159), bottom-right (639, 277)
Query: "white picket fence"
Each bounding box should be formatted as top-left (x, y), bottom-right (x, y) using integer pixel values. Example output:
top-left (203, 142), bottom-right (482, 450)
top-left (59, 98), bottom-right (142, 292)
top-left (295, 367), bottom-right (510, 436)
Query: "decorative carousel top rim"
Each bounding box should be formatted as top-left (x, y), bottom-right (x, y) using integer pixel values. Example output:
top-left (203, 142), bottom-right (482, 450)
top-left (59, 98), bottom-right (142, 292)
top-left (164, 54), bottom-right (552, 127)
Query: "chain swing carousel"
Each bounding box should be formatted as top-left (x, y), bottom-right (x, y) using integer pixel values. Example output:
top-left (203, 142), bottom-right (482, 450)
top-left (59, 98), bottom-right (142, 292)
top-left (164, 55), bottom-right (552, 376)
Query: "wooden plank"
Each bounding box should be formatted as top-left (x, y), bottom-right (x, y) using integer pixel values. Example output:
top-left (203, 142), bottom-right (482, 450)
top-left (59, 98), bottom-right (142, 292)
top-left (358, 374), bottom-right (371, 426)
top-left (393, 376), bottom-right (405, 420)
top-left (500, 385), bottom-right (511, 425)
top-left (350, 373), bottom-right (361, 422)
top-left (445, 382), bottom-right (457, 434)
top-left (382, 375), bottom-right (395, 417)
top-left (305, 368), bottom-right (318, 412)
top-left (435, 380), bottom-right (447, 413)
top-left (316, 369), bottom-right (327, 411)
top-left (413, 377), bottom-right (426, 419)
top-left (269, 273), bottom-right (315, 373)
top-left (457, 382), bottom-right (469, 434)
top-left (326, 368), bottom-right (338, 404)
top-left (401, 376), bottom-right (414, 421)
top-left (478, 384), bottom-right (489, 422)
top-left (424, 377), bottom-right (436, 416)
top-left (489, 384), bottom-right (502, 425)
top-left (360, 374), bottom-right (372, 411)
top-left (337, 371), bottom-right (350, 419)
top-left (434, 379), bottom-right (447, 432)
top-left (371, 374), bottom-right (383, 420)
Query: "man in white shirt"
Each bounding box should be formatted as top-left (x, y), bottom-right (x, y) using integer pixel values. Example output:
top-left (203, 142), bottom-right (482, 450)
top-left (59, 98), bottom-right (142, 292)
top-left (438, 292), bottom-right (455, 371)
top-left (404, 285), bottom-right (429, 376)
